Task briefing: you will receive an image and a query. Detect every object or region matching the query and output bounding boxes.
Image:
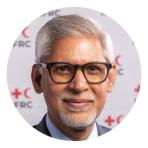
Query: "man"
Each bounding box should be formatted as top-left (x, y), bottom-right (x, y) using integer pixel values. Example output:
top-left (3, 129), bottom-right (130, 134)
top-left (31, 14), bottom-right (116, 141)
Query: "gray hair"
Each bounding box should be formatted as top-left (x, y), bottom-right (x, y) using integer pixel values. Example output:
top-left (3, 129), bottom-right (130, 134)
top-left (35, 14), bottom-right (114, 63)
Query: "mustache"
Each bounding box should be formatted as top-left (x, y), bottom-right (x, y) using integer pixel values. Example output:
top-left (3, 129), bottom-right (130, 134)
top-left (60, 93), bottom-right (95, 102)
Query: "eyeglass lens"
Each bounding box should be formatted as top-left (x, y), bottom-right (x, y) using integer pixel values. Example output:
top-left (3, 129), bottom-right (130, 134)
top-left (49, 63), bottom-right (109, 83)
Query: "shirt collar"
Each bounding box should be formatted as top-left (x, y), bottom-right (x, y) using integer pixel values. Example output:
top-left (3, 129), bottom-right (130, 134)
top-left (45, 114), bottom-right (98, 140)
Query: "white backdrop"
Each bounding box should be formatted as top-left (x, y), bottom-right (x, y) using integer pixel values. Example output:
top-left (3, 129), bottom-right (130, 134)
top-left (7, 7), bottom-right (141, 129)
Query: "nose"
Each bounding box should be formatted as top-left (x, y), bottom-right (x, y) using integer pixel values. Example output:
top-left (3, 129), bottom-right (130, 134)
top-left (68, 69), bottom-right (89, 93)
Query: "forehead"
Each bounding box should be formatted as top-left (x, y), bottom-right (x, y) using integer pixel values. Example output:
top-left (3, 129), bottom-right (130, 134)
top-left (43, 37), bottom-right (106, 64)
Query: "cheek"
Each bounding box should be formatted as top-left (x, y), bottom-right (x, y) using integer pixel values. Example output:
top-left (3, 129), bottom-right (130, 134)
top-left (92, 83), bottom-right (108, 98)
top-left (41, 73), bottom-right (67, 110)
top-left (91, 83), bottom-right (108, 115)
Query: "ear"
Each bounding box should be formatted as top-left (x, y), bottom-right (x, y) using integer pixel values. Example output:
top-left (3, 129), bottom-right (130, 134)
top-left (31, 64), bottom-right (42, 94)
top-left (107, 63), bottom-right (116, 93)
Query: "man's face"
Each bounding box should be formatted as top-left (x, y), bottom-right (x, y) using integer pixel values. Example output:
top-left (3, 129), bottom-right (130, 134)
top-left (32, 37), bottom-right (116, 129)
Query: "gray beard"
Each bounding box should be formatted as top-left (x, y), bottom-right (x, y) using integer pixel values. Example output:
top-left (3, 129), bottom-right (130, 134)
top-left (59, 110), bottom-right (97, 130)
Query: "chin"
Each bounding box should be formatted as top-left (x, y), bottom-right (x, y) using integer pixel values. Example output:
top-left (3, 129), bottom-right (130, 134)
top-left (59, 110), bottom-right (97, 129)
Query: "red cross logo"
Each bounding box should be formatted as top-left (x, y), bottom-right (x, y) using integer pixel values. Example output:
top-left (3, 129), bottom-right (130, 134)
top-left (134, 85), bottom-right (140, 93)
top-left (11, 88), bottom-right (22, 99)
top-left (22, 27), bottom-right (29, 38)
top-left (104, 115), bottom-right (115, 126)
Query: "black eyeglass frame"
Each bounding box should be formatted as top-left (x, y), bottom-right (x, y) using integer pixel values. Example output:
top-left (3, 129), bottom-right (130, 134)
top-left (37, 62), bottom-right (112, 84)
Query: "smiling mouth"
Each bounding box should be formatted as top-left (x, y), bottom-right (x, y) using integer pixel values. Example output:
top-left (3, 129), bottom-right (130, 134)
top-left (63, 99), bottom-right (94, 109)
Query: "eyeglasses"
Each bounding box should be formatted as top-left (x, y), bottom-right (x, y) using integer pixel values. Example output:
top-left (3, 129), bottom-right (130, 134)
top-left (38, 62), bottom-right (112, 84)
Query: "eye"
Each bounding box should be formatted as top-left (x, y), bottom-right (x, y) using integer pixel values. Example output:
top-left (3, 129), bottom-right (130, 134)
top-left (53, 65), bottom-right (72, 75)
top-left (86, 65), bottom-right (102, 74)
top-left (88, 65), bottom-right (97, 70)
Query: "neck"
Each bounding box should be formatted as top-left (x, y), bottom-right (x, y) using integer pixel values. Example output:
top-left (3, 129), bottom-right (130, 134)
top-left (65, 125), bottom-right (93, 141)
top-left (62, 124), bottom-right (94, 141)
